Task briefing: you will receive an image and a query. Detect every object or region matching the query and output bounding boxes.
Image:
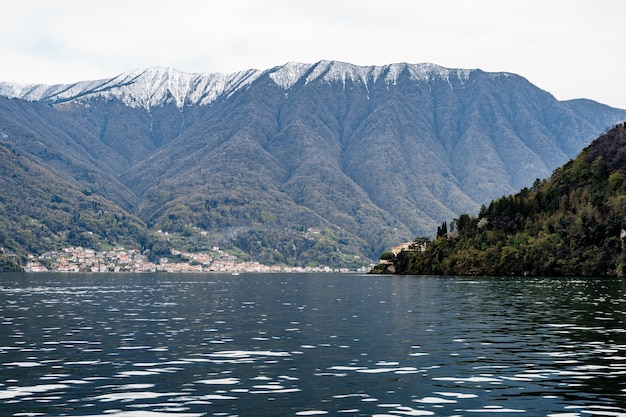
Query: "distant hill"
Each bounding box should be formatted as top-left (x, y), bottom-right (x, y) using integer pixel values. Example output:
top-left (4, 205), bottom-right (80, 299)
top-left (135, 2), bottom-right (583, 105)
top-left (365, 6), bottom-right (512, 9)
top-left (0, 111), bottom-right (147, 270)
top-left (373, 123), bottom-right (626, 276)
top-left (1, 61), bottom-right (625, 268)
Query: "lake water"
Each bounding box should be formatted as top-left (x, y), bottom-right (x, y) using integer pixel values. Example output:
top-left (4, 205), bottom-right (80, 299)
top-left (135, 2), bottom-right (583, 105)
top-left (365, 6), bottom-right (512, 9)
top-left (1, 273), bottom-right (625, 417)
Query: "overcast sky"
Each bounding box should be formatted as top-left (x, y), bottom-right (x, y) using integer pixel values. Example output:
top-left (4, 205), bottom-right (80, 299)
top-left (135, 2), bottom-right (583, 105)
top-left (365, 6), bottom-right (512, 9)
top-left (3, 0), bottom-right (626, 108)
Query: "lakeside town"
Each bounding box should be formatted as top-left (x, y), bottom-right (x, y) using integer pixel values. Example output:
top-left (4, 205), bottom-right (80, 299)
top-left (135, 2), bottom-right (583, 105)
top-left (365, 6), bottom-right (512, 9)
top-left (23, 246), bottom-right (372, 274)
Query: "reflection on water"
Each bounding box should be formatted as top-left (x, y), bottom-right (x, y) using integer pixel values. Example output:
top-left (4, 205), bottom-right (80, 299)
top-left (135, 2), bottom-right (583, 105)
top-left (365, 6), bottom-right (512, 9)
top-left (0, 273), bottom-right (625, 416)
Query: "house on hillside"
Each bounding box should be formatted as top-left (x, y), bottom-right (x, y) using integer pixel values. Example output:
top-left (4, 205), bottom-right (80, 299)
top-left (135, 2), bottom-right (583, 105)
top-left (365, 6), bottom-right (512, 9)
top-left (391, 240), bottom-right (428, 255)
top-left (377, 239), bottom-right (429, 267)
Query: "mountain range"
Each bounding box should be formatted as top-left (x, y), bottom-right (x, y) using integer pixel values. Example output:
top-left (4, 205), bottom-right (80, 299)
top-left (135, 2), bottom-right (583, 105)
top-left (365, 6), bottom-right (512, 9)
top-left (1, 61), bottom-right (625, 267)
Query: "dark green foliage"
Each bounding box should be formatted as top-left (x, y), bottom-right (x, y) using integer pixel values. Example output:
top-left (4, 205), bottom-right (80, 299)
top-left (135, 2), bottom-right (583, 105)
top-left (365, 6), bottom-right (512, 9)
top-left (232, 227), bottom-right (365, 268)
top-left (379, 251), bottom-right (396, 261)
top-left (380, 124), bottom-right (626, 277)
top-left (0, 141), bottom-right (147, 258)
top-left (0, 254), bottom-right (22, 272)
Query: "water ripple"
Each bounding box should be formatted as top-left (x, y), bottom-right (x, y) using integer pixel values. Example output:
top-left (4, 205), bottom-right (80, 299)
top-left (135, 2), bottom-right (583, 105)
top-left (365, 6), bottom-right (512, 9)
top-left (1, 273), bottom-right (624, 416)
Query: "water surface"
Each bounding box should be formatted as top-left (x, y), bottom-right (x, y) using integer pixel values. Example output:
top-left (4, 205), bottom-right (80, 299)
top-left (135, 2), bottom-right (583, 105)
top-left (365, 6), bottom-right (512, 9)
top-left (1, 273), bottom-right (625, 416)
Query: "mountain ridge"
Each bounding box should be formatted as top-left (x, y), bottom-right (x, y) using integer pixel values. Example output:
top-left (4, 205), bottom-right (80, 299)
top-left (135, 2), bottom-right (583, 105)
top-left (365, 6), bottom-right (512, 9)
top-left (0, 61), bottom-right (517, 109)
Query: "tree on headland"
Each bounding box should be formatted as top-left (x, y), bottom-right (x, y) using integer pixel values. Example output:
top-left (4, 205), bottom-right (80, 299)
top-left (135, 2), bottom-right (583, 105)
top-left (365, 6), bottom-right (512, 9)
top-left (0, 254), bottom-right (22, 272)
top-left (436, 221), bottom-right (448, 238)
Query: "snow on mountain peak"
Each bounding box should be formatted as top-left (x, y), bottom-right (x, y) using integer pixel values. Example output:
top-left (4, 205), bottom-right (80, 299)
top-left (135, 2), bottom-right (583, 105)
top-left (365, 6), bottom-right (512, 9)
top-left (0, 61), bottom-right (484, 108)
top-left (266, 61), bottom-right (477, 91)
top-left (0, 67), bottom-right (264, 109)
top-left (268, 62), bottom-right (311, 90)
top-left (75, 67), bottom-right (266, 109)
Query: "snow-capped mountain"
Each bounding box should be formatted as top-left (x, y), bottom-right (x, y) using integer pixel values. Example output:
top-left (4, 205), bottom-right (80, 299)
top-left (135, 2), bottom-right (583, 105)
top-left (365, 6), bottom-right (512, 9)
top-left (0, 66), bottom-right (263, 109)
top-left (267, 61), bottom-right (476, 90)
top-left (1, 61), bottom-right (488, 109)
top-left (1, 60), bottom-right (625, 265)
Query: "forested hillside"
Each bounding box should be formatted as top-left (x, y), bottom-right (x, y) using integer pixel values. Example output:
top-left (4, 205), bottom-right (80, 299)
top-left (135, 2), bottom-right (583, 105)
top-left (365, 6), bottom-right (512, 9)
top-left (374, 124), bottom-right (626, 276)
top-left (0, 140), bottom-right (146, 271)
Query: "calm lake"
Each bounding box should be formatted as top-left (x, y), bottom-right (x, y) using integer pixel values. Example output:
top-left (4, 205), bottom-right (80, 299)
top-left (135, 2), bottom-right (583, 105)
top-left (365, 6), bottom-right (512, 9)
top-left (1, 272), bottom-right (625, 417)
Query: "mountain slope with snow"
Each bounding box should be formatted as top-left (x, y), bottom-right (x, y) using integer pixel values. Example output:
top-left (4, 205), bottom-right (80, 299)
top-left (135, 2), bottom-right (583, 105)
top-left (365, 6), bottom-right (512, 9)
top-left (0, 66), bottom-right (263, 109)
top-left (1, 61), bottom-right (625, 265)
top-left (0, 61), bottom-right (492, 109)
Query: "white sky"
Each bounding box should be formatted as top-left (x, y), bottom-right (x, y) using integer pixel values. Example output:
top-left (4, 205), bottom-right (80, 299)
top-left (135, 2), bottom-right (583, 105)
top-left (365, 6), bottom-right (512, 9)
top-left (2, 0), bottom-right (626, 109)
